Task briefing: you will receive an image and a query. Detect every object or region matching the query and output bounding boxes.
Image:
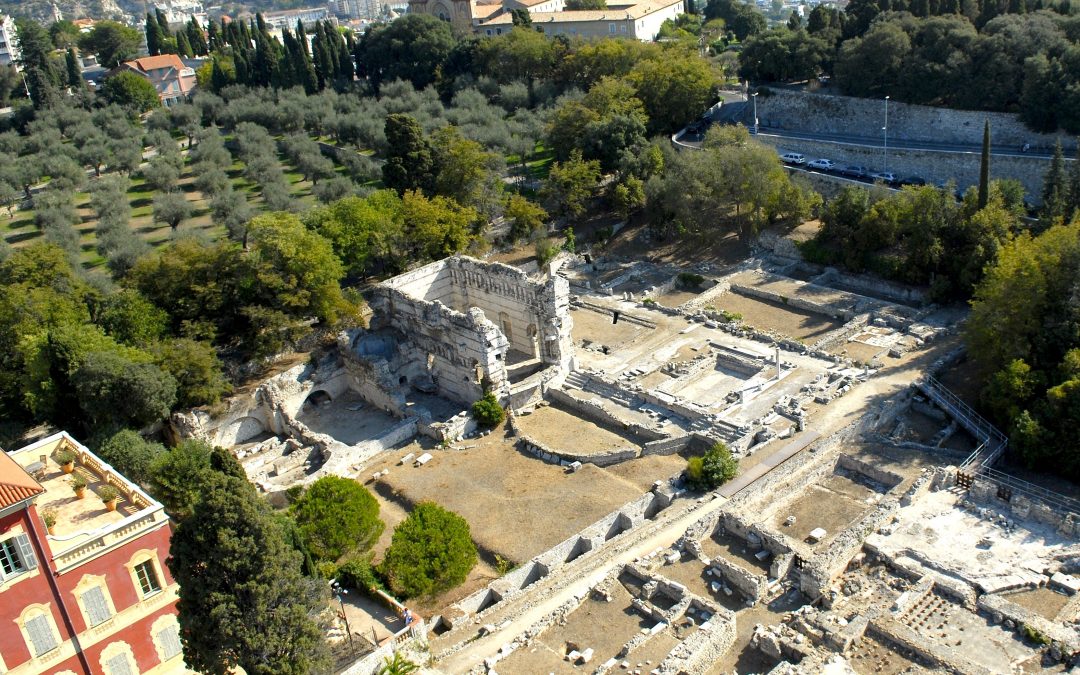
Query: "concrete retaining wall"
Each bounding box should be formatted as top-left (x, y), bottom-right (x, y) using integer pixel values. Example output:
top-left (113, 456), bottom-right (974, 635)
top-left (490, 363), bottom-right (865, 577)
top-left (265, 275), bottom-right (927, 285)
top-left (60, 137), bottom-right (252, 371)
top-left (752, 89), bottom-right (1073, 151)
top-left (756, 133), bottom-right (1051, 202)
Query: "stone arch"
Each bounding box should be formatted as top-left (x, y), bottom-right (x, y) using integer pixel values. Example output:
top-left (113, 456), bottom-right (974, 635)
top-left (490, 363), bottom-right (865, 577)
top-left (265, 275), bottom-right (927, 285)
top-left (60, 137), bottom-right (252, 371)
top-left (305, 389), bottom-right (332, 408)
top-left (498, 311), bottom-right (513, 343)
top-left (526, 323), bottom-right (540, 358)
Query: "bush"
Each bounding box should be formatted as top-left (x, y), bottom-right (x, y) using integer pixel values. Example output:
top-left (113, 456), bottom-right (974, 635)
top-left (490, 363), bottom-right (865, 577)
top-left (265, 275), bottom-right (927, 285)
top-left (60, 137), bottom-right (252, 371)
top-left (380, 502), bottom-right (478, 598)
top-left (471, 392), bottom-right (505, 427)
top-left (94, 429), bottom-right (166, 486)
top-left (685, 442), bottom-right (738, 490)
top-left (338, 554), bottom-right (384, 593)
top-left (677, 272), bottom-right (705, 289)
top-left (54, 449), bottom-right (76, 466)
top-left (290, 476), bottom-right (384, 562)
top-left (1022, 624), bottom-right (1050, 645)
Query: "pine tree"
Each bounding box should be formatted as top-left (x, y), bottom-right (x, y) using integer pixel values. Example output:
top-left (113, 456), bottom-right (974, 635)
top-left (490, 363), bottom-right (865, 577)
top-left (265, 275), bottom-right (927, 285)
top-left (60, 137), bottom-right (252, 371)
top-left (978, 119), bottom-right (991, 210)
top-left (1041, 141), bottom-right (1068, 223)
top-left (168, 475), bottom-right (330, 675)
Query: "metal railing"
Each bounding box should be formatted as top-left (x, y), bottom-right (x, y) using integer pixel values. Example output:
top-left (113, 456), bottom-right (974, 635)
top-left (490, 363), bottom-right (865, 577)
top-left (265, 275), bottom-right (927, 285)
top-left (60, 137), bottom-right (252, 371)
top-left (918, 376), bottom-right (1080, 518)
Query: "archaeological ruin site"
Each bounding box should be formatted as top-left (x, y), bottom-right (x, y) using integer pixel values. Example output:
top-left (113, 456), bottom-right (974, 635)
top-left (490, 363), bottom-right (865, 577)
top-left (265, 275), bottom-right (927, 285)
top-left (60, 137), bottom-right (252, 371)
top-left (171, 243), bottom-right (1080, 674)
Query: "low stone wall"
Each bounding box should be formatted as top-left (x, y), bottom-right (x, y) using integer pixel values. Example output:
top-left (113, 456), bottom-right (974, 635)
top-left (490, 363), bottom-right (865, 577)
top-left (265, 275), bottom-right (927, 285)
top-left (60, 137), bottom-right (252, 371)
top-left (547, 388), bottom-right (667, 442)
top-left (707, 554), bottom-right (768, 603)
top-left (731, 283), bottom-right (852, 322)
top-left (978, 593), bottom-right (1080, 664)
top-left (836, 453), bottom-right (903, 489)
top-left (967, 477), bottom-right (1080, 538)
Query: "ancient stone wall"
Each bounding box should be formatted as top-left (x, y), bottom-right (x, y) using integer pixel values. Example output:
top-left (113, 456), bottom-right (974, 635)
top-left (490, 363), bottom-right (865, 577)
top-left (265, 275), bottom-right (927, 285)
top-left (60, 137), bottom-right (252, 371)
top-left (381, 256), bottom-right (575, 370)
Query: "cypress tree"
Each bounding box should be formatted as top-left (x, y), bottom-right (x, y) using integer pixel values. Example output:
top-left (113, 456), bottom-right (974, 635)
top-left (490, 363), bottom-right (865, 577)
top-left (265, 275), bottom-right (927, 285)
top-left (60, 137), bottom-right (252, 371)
top-left (187, 19), bottom-right (208, 56)
top-left (176, 30), bottom-right (193, 58)
top-left (978, 119), bottom-right (990, 210)
top-left (1068, 141), bottom-right (1080, 221)
top-left (155, 9), bottom-right (174, 52)
top-left (207, 20), bottom-right (220, 50)
top-left (65, 48), bottom-right (82, 89)
top-left (1041, 141), bottom-right (1068, 222)
top-left (146, 13), bottom-right (162, 56)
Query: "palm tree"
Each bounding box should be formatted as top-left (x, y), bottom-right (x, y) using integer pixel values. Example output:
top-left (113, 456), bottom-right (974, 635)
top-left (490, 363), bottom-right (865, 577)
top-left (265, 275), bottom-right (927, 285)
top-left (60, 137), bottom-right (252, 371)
top-left (377, 652), bottom-right (420, 675)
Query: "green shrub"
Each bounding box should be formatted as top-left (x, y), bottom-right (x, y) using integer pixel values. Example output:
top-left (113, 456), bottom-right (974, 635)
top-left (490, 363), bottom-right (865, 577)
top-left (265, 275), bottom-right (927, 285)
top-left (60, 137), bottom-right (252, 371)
top-left (290, 476), bottom-right (384, 562)
top-left (677, 272), bottom-right (705, 289)
top-left (720, 310), bottom-right (743, 323)
top-left (1022, 624), bottom-right (1050, 645)
top-left (685, 442), bottom-right (738, 490)
top-left (338, 554), bottom-right (385, 593)
top-left (472, 392), bottom-right (505, 427)
top-left (642, 298), bottom-right (657, 305)
top-left (380, 502), bottom-right (478, 598)
top-left (54, 449), bottom-right (76, 465)
top-left (97, 484), bottom-right (121, 502)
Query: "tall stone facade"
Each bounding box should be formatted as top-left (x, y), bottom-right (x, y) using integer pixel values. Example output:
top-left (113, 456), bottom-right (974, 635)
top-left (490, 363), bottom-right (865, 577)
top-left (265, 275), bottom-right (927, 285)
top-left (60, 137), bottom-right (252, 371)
top-left (363, 255), bottom-right (575, 406)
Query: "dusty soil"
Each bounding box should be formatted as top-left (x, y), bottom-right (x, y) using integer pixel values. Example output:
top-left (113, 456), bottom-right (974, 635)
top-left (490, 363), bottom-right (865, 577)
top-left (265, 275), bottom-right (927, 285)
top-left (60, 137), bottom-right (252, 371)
top-left (364, 430), bottom-right (643, 565)
top-left (710, 292), bottom-right (842, 341)
top-left (1002, 587), bottom-right (1071, 621)
top-left (603, 453), bottom-right (688, 491)
top-left (496, 582), bottom-right (652, 674)
top-left (837, 340), bottom-right (887, 365)
top-left (656, 288), bottom-right (704, 308)
top-left (570, 305), bottom-right (652, 350)
top-left (773, 484), bottom-right (874, 548)
top-left (700, 532), bottom-right (771, 575)
top-left (514, 404), bottom-right (641, 456)
top-left (848, 634), bottom-right (924, 675)
top-left (603, 222), bottom-right (751, 270)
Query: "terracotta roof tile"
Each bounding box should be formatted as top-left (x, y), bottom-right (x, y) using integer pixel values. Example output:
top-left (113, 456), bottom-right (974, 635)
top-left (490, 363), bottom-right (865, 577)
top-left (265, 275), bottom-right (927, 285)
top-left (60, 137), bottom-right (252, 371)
top-left (0, 451), bottom-right (43, 510)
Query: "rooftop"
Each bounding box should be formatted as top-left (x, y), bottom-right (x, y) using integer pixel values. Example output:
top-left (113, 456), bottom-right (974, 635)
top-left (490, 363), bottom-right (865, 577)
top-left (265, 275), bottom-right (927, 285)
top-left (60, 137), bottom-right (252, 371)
top-left (482, 0), bottom-right (680, 23)
top-left (0, 450), bottom-right (44, 510)
top-left (10, 432), bottom-right (170, 572)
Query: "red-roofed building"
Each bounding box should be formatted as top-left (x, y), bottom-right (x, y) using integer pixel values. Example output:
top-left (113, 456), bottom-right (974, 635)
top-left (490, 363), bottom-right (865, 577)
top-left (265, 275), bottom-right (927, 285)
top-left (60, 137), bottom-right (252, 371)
top-left (0, 432), bottom-right (187, 674)
top-left (118, 55), bottom-right (197, 108)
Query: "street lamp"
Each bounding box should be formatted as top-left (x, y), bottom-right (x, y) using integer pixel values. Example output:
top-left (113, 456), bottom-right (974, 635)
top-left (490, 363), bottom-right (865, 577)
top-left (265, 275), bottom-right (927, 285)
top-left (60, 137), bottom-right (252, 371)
top-left (752, 92), bottom-right (759, 136)
top-left (330, 580), bottom-right (353, 645)
top-left (883, 95), bottom-right (890, 173)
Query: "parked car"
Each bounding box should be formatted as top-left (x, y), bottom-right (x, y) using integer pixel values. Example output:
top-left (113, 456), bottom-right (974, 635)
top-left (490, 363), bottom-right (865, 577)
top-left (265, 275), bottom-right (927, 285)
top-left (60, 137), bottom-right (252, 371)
top-left (871, 172), bottom-right (899, 185)
top-left (807, 158), bottom-right (836, 171)
top-left (840, 165), bottom-right (872, 179)
top-left (779, 152), bottom-right (806, 165)
top-left (899, 175), bottom-right (927, 186)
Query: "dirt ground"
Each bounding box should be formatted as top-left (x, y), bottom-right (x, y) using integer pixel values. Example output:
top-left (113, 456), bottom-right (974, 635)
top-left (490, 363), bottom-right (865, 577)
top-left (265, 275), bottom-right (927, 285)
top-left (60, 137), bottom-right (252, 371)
top-left (603, 222), bottom-right (751, 270)
top-left (705, 587), bottom-right (809, 675)
top-left (773, 483), bottom-right (875, 548)
top-left (603, 453), bottom-right (688, 491)
top-left (847, 634), bottom-right (924, 675)
top-left (363, 430), bottom-right (643, 565)
top-left (700, 532), bottom-right (771, 575)
top-left (1002, 587), bottom-right (1071, 621)
top-left (710, 292), bottom-right (842, 341)
top-left (497, 582), bottom-right (653, 674)
top-left (570, 305), bottom-right (652, 350)
top-left (514, 404), bottom-right (641, 456)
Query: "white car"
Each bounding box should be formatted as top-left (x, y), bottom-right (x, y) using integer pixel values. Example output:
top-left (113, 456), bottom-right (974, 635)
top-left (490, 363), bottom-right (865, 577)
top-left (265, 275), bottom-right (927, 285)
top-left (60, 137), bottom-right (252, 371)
top-left (779, 152), bottom-right (806, 165)
top-left (807, 158), bottom-right (835, 171)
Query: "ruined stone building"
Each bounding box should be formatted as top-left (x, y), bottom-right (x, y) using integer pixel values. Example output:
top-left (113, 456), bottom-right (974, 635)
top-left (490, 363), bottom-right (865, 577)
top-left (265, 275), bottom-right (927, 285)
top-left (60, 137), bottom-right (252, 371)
top-left (354, 255), bottom-right (575, 407)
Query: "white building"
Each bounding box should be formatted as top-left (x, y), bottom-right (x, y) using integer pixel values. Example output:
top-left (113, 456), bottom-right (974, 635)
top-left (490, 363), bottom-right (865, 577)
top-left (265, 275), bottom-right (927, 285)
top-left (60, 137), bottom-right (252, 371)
top-left (260, 6), bottom-right (333, 29)
top-left (0, 15), bottom-right (20, 69)
top-left (409, 0), bottom-right (686, 41)
top-left (155, 0), bottom-right (206, 25)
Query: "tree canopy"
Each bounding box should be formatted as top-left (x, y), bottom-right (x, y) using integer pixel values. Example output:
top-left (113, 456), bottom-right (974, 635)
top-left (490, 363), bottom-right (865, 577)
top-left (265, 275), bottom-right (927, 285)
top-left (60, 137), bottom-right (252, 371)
top-left (290, 476), bottom-right (384, 562)
top-left (381, 502), bottom-right (478, 598)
